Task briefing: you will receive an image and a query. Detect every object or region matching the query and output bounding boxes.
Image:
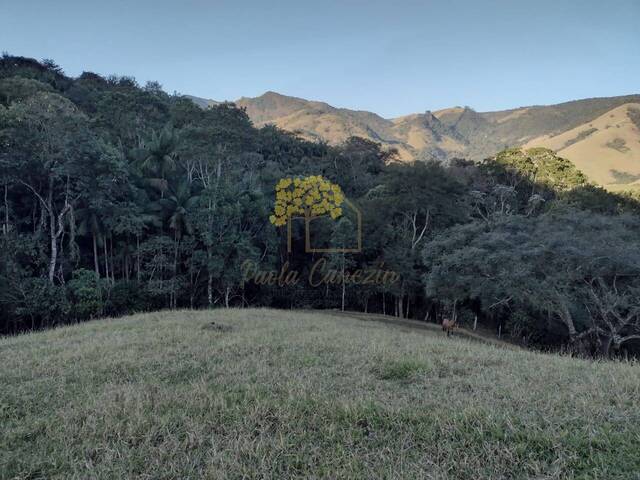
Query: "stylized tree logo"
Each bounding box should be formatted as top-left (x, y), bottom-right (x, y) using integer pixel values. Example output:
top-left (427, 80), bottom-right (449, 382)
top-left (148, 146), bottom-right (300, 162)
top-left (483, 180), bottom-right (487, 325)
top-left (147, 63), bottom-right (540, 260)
top-left (269, 175), bottom-right (361, 253)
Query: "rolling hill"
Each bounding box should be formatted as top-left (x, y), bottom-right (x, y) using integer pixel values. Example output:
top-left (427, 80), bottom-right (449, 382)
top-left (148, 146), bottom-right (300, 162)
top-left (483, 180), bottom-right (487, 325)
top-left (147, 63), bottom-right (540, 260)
top-left (189, 92), bottom-right (640, 187)
top-left (523, 103), bottom-right (640, 189)
top-left (2, 309), bottom-right (639, 478)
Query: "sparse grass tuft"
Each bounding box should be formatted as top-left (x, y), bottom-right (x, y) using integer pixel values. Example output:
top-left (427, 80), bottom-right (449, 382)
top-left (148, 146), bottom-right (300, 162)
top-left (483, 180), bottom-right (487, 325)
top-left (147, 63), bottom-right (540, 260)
top-left (372, 359), bottom-right (428, 380)
top-left (606, 137), bottom-right (630, 153)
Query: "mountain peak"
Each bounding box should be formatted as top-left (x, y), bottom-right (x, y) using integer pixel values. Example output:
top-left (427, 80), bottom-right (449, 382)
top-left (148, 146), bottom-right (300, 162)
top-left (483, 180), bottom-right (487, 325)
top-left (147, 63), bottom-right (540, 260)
top-left (235, 91), bottom-right (321, 125)
top-left (261, 90), bottom-right (285, 98)
top-left (240, 90), bottom-right (287, 101)
top-left (240, 91), bottom-right (307, 103)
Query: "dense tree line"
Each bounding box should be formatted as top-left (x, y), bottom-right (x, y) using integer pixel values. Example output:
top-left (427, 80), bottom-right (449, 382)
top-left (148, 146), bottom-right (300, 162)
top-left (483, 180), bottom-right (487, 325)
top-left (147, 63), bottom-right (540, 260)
top-left (1, 55), bottom-right (639, 357)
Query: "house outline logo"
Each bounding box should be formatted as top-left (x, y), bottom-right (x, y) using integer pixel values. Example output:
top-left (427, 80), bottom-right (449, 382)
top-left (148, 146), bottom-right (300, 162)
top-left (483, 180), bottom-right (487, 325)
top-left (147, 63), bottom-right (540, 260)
top-left (289, 197), bottom-right (362, 253)
top-left (269, 176), bottom-right (362, 254)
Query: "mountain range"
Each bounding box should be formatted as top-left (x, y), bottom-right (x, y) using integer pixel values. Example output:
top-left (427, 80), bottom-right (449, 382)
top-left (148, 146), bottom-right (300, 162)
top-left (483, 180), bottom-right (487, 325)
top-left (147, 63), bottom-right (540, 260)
top-left (187, 92), bottom-right (640, 190)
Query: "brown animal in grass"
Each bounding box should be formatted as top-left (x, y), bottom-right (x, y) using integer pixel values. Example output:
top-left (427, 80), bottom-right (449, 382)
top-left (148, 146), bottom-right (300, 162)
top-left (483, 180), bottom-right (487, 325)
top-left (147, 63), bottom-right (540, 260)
top-left (442, 317), bottom-right (457, 336)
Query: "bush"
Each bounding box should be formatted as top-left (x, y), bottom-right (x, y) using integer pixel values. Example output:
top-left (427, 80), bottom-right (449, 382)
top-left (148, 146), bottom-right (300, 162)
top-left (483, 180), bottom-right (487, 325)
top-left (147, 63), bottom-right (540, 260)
top-left (13, 278), bottom-right (71, 329)
top-left (104, 280), bottom-right (149, 316)
top-left (68, 269), bottom-right (103, 320)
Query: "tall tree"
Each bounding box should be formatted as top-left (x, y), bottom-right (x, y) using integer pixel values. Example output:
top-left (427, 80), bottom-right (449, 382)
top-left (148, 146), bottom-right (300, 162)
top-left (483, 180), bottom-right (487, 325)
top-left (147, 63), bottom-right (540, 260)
top-left (0, 91), bottom-right (118, 282)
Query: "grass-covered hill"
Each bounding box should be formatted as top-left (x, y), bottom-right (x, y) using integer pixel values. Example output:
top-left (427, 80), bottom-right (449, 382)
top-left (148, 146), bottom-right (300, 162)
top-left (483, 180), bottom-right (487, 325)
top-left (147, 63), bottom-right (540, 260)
top-left (2, 309), bottom-right (639, 479)
top-left (524, 103), bottom-right (640, 189)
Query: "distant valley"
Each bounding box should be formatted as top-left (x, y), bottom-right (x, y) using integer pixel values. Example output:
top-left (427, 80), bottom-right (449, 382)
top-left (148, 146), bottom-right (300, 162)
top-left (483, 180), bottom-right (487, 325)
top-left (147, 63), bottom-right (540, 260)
top-left (188, 92), bottom-right (640, 189)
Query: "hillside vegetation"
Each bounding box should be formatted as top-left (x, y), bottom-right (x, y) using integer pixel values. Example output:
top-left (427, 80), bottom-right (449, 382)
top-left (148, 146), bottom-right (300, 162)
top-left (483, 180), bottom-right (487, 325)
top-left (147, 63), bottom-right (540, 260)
top-left (2, 55), bottom-right (640, 358)
top-left (1, 309), bottom-right (639, 479)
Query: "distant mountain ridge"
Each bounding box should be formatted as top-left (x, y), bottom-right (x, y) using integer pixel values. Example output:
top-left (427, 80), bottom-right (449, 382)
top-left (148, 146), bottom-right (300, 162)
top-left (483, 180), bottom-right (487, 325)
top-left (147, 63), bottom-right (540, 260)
top-left (187, 92), bottom-right (640, 188)
top-left (183, 95), bottom-right (219, 109)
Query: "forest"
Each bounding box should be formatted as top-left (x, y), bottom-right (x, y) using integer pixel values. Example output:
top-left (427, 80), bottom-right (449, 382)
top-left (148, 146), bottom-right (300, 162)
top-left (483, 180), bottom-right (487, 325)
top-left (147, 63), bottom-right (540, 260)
top-left (1, 54), bottom-right (640, 358)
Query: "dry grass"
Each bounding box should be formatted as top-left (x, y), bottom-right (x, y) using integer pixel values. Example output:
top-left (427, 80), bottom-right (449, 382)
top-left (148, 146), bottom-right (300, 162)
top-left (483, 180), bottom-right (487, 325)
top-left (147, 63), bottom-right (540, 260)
top-left (1, 309), bottom-right (640, 479)
top-left (524, 103), bottom-right (640, 189)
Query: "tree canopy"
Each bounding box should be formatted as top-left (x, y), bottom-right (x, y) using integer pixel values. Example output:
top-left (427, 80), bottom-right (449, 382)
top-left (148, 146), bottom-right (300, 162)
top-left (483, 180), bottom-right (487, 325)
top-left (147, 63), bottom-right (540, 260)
top-left (1, 54), bottom-right (640, 357)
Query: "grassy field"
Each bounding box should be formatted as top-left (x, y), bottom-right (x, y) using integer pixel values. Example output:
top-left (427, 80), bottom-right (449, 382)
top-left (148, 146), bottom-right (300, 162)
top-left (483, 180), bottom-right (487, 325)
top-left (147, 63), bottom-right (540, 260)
top-left (1, 309), bottom-right (639, 479)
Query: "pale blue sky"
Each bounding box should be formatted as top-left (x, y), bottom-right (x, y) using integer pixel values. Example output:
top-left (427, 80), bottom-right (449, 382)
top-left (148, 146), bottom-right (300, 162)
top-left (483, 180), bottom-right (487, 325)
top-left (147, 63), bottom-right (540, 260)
top-left (1, 0), bottom-right (638, 117)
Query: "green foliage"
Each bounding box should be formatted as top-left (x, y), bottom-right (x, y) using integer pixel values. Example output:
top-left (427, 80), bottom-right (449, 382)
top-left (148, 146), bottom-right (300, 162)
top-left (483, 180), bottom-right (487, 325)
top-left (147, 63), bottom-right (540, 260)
top-left (13, 278), bottom-right (71, 328)
top-left (423, 210), bottom-right (640, 354)
top-left (67, 269), bottom-right (103, 320)
top-left (104, 280), bottom-right (149, 316)
top-left (492, 147), bottom-right (588, 191)
top-left (0, 76), bottom-right (53, 105)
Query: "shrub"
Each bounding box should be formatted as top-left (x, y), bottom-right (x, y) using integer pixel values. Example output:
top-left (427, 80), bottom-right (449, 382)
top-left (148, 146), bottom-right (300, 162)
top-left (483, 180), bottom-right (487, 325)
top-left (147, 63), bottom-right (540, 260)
top-left (68, 269), bottom-right (103, 320)
top-left (13, 278), bottom-right (71, 329)
top-left (104, 280), bottom-right (149, 316)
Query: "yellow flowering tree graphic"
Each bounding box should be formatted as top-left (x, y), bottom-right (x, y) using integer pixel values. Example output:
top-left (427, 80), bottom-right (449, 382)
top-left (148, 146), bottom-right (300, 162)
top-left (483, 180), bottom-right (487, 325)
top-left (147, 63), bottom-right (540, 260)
top-left (269, 175), bottom-right (345, 252)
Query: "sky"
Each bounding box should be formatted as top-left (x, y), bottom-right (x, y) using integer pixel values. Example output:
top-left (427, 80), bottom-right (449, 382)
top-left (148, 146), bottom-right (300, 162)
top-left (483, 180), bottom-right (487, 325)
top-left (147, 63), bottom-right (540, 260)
top-left (1, 0), bottom-right (639, 118)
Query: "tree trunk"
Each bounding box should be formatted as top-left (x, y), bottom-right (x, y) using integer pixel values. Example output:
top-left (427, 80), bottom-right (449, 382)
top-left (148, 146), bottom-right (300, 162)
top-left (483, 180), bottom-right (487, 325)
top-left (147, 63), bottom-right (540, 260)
top-left (92, 232), bottom-right (100, 277)
top-left (136, 234), bottom-right (141, 281)
top-left (599, 335), bottom-right (613, 358)
top-left (172, 232), bottom-right (179, 309)
top-left (558, 299), bottom-right (578, 340)
top-left (47, 189), bottom-right (57, 284)
top-left (341, 254), bottom-right (346, 312)
top-left (38, 199), bottom-right (46, 234)
top-left (208, 273), bottom-right (213, 307)
top-left (3, 183), bottom-right (8, 235)
top-left (382, 292), bottom-right (386, 315)
top-left (48, 219), bottom-right (57, 283)
top-left (103, 240), bottom-right (109, 284)
top-left (188, 252), bottom-right (194, 308)
top-left (124, 245), bottom-right (130, 281)
top-left (109, 236), bottom-right (115, 283)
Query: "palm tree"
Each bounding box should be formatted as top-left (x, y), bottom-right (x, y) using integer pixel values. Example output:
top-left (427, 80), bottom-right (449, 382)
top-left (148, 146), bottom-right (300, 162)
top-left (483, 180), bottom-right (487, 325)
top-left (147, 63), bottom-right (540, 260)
top-left (158, 181), bottom-right (199, 238)
top-left (117, 207), bottom-right (162, 282)
top-left (155, 181), bottom-right (200, 307)
top-left (76, 206), bottom-right (106, 277)
top-left (135, 126), bottom-right (179, 196)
